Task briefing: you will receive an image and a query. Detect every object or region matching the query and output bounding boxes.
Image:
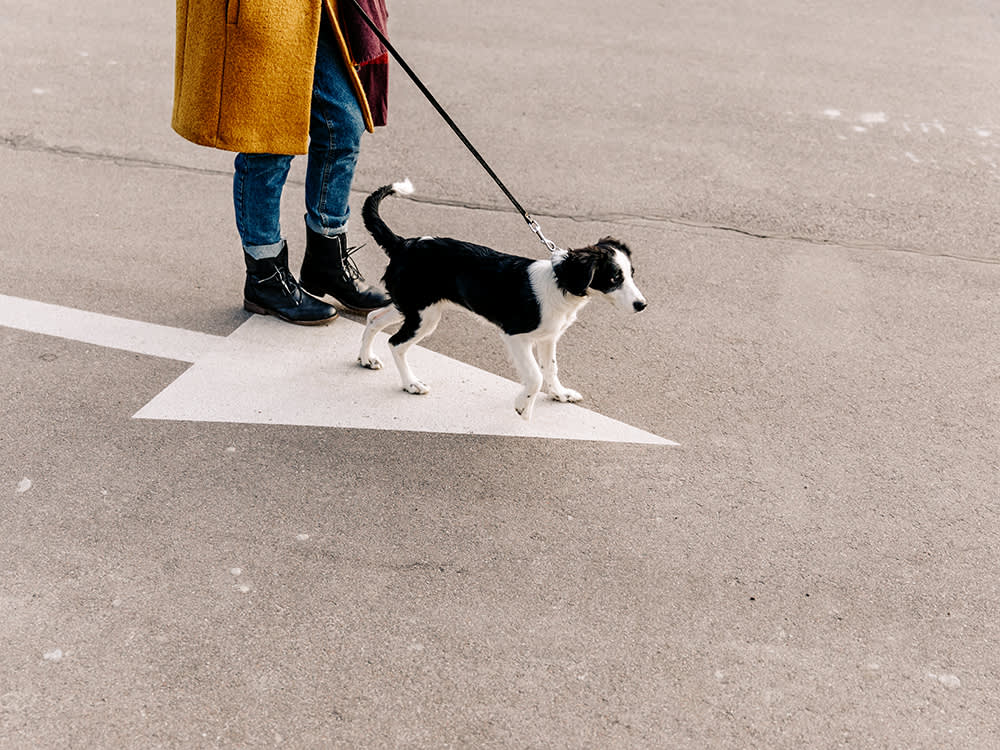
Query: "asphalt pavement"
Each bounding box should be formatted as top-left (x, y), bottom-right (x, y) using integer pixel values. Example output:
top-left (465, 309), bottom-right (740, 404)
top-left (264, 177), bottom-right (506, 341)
top-left (2, 0), bottom-right (999, 747)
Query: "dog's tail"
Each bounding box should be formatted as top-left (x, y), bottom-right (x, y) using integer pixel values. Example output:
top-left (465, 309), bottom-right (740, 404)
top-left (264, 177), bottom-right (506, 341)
top-left (362, 179), bottom-right (414, 257)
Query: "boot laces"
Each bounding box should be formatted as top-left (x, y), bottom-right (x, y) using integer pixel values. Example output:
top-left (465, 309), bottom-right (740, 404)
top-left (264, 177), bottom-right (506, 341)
top-left (260, 265), bottom-right (302, 303)
top-left (341, 243), bottom-right (367, 282)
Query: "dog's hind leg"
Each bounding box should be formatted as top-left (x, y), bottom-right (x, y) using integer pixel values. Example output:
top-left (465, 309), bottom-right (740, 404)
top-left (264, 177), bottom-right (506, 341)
top-left (389, 304), bottom-right (443, 395)
top-left (538, 336), bottom-right (582, 403)
top-left (359, 305), bottom-right (404, 370)
top-left (504, 335), bottom-right (544, 420)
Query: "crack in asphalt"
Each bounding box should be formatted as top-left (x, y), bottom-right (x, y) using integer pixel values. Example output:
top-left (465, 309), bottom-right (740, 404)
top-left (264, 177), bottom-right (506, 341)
top-left (4, 132), bottom-right (998, 266)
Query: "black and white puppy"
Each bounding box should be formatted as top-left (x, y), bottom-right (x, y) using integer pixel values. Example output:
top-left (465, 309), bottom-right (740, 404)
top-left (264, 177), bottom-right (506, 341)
top-left (358, 180), bottom-right (648, 420)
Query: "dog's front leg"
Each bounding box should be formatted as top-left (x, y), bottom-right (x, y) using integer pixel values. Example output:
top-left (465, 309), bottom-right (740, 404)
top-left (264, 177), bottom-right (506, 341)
top-left (504, 335), bottom-right (543, 420)
top-left (538, 336), bottom-right (582, 404)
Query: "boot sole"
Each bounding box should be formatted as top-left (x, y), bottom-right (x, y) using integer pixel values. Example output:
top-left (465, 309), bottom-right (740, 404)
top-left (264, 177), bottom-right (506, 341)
top-left (243, 300), bottom-right (339, 326)
top-left (299, 284), bottom-right (387, 316)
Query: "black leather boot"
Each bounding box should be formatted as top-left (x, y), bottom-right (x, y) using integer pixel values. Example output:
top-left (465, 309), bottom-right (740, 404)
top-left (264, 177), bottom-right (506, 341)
top-left (244, 242), bottom-right (338, 325)
top-left (300, 227), bottom-right (390, 314)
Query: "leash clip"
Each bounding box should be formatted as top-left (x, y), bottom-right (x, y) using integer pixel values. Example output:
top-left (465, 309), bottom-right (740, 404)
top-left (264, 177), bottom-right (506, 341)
top-left (527, 218), bottom-right (563, 256)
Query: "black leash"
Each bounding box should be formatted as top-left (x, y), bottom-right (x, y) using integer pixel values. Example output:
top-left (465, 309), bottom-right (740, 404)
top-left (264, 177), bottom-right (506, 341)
top-left (343, 0), bottom-right (563, 254)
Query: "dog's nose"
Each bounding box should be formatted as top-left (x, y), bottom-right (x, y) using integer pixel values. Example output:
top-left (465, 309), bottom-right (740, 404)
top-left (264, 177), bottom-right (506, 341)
top-left (633, 299), bottom-right (647, 312)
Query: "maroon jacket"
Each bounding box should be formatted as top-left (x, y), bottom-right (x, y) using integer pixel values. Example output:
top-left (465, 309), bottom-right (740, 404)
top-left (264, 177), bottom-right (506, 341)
top-left (340, 0), bottom-right (389, 127)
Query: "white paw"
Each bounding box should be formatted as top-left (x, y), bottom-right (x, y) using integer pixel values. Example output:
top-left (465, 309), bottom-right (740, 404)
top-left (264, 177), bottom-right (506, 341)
top-left (358, 355), bottom-right (383, 370)
top-left (403, 381), bottom-right (430, 395)
top-left (514, 394), bottom-right (536, 421)
top-left (550, 388), bottom-right (583, 403)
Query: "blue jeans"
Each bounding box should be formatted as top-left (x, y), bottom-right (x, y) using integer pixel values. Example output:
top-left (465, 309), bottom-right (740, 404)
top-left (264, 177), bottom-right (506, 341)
top-left (234, 14), bottom-right (366, 259)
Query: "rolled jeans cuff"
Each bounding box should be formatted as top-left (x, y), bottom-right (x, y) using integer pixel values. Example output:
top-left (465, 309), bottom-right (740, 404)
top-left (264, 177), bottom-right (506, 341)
top-left (305, 214), bottom-right (348, 238)
top-left (243, 239), bottom-right (286, 260)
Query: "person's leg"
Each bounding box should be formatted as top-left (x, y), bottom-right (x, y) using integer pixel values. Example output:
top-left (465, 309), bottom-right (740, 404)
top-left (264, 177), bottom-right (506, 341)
top-left (234, 152), bottom-right (293, 256)
top-left (234, 152), bottom-right (337, 324)
top-left (299, 12), bottom-right (389, 313)
top-left (303, 14), bottom-right (365, 237)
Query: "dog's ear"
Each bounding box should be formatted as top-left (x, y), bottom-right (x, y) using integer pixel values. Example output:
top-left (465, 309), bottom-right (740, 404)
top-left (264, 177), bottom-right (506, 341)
top-left (556, 250), bottom-right (597, 297)
top-left (597, 236), bottom-right (631, 256)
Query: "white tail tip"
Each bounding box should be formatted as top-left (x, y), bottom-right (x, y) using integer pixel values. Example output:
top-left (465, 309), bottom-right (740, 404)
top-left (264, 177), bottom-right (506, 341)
top-left (392, 178), bottom-right (414, 196)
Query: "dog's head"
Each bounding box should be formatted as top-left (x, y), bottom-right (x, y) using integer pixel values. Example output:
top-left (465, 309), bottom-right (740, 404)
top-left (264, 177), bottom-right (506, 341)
top-left (555, 237), bottom-right (647, 312)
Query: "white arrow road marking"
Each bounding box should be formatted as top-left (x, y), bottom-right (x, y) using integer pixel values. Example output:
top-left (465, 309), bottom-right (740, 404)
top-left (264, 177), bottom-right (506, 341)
top-left (0, 293), bottom-right (219, 362)
top-left (1, 294), bottom-right (676, 445)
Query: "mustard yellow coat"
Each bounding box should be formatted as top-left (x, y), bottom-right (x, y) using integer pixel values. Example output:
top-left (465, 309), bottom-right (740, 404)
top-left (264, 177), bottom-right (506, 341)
top-left (172, 0), bottom-right (375, 155)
